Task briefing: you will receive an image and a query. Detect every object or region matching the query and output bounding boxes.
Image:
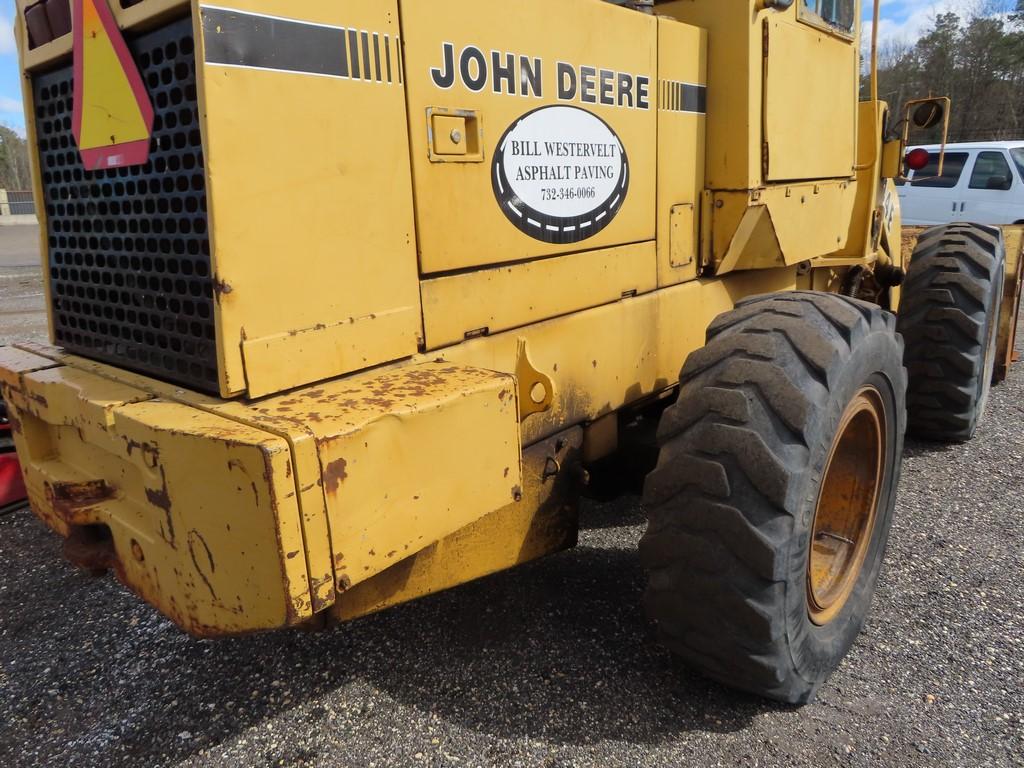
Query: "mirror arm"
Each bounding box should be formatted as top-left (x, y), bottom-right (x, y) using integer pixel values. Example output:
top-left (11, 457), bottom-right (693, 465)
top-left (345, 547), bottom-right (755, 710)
top-left (870, 0), bottom-right (880, 103)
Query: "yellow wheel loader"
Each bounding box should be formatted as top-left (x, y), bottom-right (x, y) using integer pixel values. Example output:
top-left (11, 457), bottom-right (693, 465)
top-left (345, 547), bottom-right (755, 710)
top-left (2, 0), bottom-right (1020, 704)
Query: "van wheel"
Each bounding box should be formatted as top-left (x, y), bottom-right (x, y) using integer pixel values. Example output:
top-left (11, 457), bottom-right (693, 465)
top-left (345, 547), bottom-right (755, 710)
top-left (641, 292), bottom-right (906, 705)
top-left (897, 223), bottom-right (1005, 441)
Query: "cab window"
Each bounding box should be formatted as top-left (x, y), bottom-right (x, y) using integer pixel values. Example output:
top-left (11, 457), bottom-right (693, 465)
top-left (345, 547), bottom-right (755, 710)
top-left (909, 152), bottom-right (969, 189)
top-left (801, 0), bottom-right (857, 36)
top-left (968, 151), bottom-right (1013, 191)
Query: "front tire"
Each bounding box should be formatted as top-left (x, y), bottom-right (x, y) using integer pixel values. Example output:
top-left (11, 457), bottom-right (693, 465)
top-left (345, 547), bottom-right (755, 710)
top-left (641, 292), bottom-right (907, 704)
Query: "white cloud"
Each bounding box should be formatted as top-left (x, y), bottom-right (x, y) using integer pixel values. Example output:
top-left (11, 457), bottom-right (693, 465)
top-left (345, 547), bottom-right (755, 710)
top-left (863, 0), bottom-right (1014, 58)
top-left (0, 95), bottom-right (21, 113)
top-left (0, 14), bottom-right (15, 56)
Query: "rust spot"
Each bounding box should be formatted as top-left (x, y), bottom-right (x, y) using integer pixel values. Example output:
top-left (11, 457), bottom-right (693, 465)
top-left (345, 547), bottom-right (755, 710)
top-left (286, 550), bottom-right (300, 560)
top-left (368, 549), bottom-right (376, 556)
top-left (213, 277), bottom-right (234, 299)
top-left (146, 484), bottom-right (171, 514)
top-left (334, 552), bottom-right (345, 565)
top-left (337, 574), bottom-right (352, 592)
top-left (323, 458), bottom-right (348, 494)
top-left (503, 467), bottom-right (510, 478)
top-left (188, 529), bottom-right (217, 600)
top-left (51, 479), bottom-right (114, 506)
top-left (498, 390), bottom-right (507, 402)
top-left (592, 360), bottom-right (598, 368)
top-left (146, 466), bottom-right (176, 547)
top-left (7, 413), bottom-right (21, 434)
top-left (63, 524), bottom-right (117, 575)
top-left (512, 485), bottom-right (523, 502)
top-left (27, 391), bottom-right (48, 408)
top-left (310, 574), bottom-right (335, 613)
top-left (386, 550), bottom-right (396, 558)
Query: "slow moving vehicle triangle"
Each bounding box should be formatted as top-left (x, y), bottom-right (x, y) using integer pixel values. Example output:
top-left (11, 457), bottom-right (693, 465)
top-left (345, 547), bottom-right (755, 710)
top-left (72, 0), bottom-right (154, 170)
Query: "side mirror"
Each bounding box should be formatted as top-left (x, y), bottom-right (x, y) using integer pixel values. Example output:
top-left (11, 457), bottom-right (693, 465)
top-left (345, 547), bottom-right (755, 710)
top-left (898, 96), bottom-right (951, 182)
top-left (912, 101), bottom-right (945, 130)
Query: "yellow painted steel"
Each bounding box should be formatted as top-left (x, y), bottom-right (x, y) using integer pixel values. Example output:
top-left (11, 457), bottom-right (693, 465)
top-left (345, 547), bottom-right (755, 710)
top-left (420, 242), bottom-right (657, 350)
top-left (996, 227), bottom-right (1023, 383)
top-left (401, 0), bottom-right (658, 274)
top-left (4, 0), bottom-right (942, 637)
top-left (656, 19), bottom-right (706, 287)
top-left (196, 0), bottom-right (423, 397)
top-left (762, 16), bottom-right (858, 182)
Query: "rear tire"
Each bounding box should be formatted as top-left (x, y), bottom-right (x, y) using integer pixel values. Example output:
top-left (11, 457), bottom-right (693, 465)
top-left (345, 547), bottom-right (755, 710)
top-left (897, 223), bottom-right (1006, 442)
top-left (641, 292), bottom-right (906, 704)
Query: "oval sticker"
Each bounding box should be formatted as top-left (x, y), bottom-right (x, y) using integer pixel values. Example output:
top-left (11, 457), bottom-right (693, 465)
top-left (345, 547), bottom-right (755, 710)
top-left (492, 105), bottom-right (629, 244)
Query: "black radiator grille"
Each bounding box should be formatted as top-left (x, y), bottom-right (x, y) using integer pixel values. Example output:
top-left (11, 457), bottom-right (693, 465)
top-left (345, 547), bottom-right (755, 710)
top-left (33, 16), bottom-right (218, 393)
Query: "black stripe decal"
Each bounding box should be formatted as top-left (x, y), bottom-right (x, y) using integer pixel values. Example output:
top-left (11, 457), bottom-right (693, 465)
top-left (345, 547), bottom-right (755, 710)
top-left (373, 33), bottom-right (382, 82)
top-left (202, 7), bottom-right (347, 77)
top-left (348, 29), bottom-right (361, 79)
top-left (658, 80), bottom-right (707, 114)
top-left (338, 30), bottom-right (349, 78)
top-left (684, 84), bottom-right (707, 113)
top-left (361, 31), bottom-right (371, 81)
top-left (385, 36), bottom-right (393, 83)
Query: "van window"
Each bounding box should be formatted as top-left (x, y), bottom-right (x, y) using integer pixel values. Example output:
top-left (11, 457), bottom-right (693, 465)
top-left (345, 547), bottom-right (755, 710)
top-left (1011, 148), bottom-right (1024, 180)
top-left (969, 152), bottom-right (1013, 191)
top-left (801, 0), bottom-right (856, 35)
top-left (909, 152), bottom-right (969, 189)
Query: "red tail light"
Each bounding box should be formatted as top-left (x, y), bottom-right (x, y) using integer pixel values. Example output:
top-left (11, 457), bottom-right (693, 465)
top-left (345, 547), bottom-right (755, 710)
top-left (906, 148), bottom-right (931, 172)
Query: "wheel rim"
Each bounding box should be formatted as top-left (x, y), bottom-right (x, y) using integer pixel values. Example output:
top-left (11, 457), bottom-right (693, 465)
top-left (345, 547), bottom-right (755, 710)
top-left (807, 386), bottom-right (886, 626)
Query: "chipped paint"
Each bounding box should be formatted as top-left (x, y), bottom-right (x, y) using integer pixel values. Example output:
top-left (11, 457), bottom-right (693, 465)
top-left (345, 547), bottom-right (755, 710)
top-left (323, 458), bottom-right (348, 494)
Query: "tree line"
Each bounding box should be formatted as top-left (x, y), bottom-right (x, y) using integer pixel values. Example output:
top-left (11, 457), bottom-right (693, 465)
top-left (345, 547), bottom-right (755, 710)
top-left (0, 125), bottom-right (31, 192)
top-left (869, 2), bottom-right (1024, 142)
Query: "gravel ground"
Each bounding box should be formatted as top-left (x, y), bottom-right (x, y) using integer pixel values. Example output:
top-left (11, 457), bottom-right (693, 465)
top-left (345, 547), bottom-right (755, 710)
top-left (1, 223), bottom-right (1022, 766)
top-left (0, 224), bottom-right (48, 346)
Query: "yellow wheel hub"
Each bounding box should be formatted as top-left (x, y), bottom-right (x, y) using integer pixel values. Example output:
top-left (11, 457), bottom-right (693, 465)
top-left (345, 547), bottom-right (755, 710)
top-left (807, 386), bottom-right (886, 626)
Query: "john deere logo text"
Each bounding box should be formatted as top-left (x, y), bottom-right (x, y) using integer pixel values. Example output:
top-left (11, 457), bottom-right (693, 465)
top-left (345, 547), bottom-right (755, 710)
top-left (430, 43), bottom-right (651, 111)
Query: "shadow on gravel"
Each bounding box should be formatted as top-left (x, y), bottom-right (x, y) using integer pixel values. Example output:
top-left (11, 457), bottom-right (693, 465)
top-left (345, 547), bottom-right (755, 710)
top-left (0, 508), bottom-right (784, 767)
top-left (901, 438), bottom-right (960, 458)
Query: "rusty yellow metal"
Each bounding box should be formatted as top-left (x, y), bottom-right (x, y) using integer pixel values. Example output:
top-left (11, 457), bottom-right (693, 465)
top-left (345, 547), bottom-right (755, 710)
top-left (2, 363), bottom-right (312, 636)
top-left (334, 428), bottom-right (581, 621)
top-left (4, 0), bottom-right (957, 639)
top-left (244, 362), bottom-right (522, 593)
top-left (995, 226), bottom-right (1023, 383)
top-left (420, 242), bottom-right (657, 350)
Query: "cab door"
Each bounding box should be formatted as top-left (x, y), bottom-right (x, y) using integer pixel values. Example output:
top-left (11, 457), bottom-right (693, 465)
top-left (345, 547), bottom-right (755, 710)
top-left (762, 2), bottom-right (858, 182)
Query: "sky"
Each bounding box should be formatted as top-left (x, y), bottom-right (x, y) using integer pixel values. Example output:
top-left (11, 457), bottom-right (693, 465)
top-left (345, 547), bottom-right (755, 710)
top-left (0, 0), bottom-right (1017, 136)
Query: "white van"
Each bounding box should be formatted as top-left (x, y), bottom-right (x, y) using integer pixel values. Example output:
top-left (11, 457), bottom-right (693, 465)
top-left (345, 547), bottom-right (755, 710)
top-left (897, 141), bottom-right (1024, 226)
